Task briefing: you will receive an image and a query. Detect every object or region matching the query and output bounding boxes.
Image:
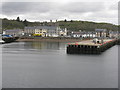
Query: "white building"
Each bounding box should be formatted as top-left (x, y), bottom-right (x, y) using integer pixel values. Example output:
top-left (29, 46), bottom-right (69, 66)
top-left (3, 29), bottom-right (23, 36)
top-left (95, 29), bottom-right (108, 38)
top-left (24, 26), bottom-right (67, 37)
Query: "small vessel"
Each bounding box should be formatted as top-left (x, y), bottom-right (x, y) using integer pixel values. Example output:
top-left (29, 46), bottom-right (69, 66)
top-left (0, 40), bottom-right (4, 44)
top-left (2, 35), bottom-right (19, 43)
top-left (0, 34), bottom-right (4, 44)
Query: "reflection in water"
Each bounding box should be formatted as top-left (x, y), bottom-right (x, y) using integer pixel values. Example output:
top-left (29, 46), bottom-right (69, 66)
top-left (5, 41), bottom-right (66, 50)
top-left (2, 41), bottom-right (118, 88)
top-left (31, 42), bottom-right (61, 50)
top-left (3, 41), bottom-right (67, 54)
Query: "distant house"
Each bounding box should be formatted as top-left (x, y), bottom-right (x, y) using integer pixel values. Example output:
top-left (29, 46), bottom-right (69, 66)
top-left (24, 27), bottom-right (35, 36)
top-left (34, 27), bottom-right (47, 37)
top-left (24, 26), bottom-right (67, 37)
top-left (109, 31), bottom-right (119, 38)
top-left (4, 29), bottom-right (23, 36)
top-left (59, 28), bottom-right (67, 37)
top-left (47, 29), bottom-right (59, 37)
top-left (44, 26), bottom-right (59, 37)
top-left (70, 31), bottom-right (95, 38)
top-left (95, 29), bottom-right (108, 38)
top-left (71, 31), bottom-right (81, 37)
top-left (82, 32), bottom-right (96, 38)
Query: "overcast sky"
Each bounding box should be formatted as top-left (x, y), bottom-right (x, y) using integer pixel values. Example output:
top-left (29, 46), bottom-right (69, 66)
top-left (0, 0), bottom-right (119, 25)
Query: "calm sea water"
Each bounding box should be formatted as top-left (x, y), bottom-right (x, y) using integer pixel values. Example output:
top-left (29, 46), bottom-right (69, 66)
top-left (2, 41), bottom-right (118, 88)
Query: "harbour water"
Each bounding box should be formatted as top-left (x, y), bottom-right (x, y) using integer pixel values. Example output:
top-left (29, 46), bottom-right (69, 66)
top-left (2, 41), bottom-right (118, 88)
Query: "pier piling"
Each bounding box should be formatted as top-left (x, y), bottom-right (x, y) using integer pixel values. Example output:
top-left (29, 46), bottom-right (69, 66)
top-left (67, 39), bottom-right (117, 54)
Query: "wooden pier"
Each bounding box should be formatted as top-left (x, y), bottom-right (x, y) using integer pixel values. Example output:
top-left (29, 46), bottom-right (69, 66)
top-left (67, 39), bottom-right (117, 54)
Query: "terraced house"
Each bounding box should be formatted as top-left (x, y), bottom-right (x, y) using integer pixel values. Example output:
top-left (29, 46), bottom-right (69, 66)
top-left (24, 26), bottom-right (67, 37)
top-left (3, 29), bottom-right (23, 36)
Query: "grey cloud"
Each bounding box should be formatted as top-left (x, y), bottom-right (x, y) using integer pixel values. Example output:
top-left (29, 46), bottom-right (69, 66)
top-left (1, 2), bottom-right (118, 24)
top-left (62, 2), bottom-right (106, 13)
top-left (2, 2), bottom-right (106, 15)
top-left (89, 11), bottom-right (117, 19)
top-left (2, 2), bottom-right (52, 15)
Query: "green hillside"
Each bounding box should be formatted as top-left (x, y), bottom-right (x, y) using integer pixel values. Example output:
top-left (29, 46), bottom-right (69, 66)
top-left (2, 18), bottom-right (41, 30)
top-left (2, 18), bottom-right (118, 31)
top-left (58, 20), bottom-right (118, 31)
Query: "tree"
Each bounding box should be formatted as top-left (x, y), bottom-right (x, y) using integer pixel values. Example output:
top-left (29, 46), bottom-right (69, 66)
top-left (64, 19), bottom-right (67, 22)
top-left (23, 19), bottom-right (27, 22)
top-left (70, 20), bottom-right (73, 22)
top-left (23, 19), bottom-right (28, 26)
top-left (16, 17), bottom-right (20, 22)
top-left (50, 20), bottom-right (52, 22)
top-left (3, 18), bottom-right (8, 20)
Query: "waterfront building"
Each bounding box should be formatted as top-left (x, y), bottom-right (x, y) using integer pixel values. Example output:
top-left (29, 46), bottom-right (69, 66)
top-left (69, 31), bottom-right (95, 38)
top-left (82, 32), bottom-right (96, 38)
top-left (59, 28), bottom-right (67, 37)
top-left (95, 29), bottom-right (108, 38)
top-left (34, 29), bottom-right (47, 37)
top-left (71, 31), bottom-right (81, 37)
top-left (3, 29), bottom-right (23, 36)
top-left (45, 26), bottom-right (59, 37)
top-left (24, 27), bottom-right (35, 36)
top-left (108, 30), bottom-right (120, 39)
top-left (24, 26), bottom-right (67, 37)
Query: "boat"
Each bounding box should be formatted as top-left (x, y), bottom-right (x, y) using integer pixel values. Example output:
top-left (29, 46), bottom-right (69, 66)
top-left (2, 35), bottom-right (19, 43)
top-left (0, 40), bottom-right (5, 44)
top-left (0, 34), bottom-right (5, 44)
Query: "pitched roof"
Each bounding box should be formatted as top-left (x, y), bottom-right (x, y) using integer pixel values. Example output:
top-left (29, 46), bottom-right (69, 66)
top-left (95, 29), bottom-right (107, 32)
top-left (5, 29), bottom-right (22, 32)
top-left (24, 26), bottom-right (58, 30)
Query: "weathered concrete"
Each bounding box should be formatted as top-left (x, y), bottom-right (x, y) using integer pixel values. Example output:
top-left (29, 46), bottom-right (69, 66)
top-left (67, 39), bottom-right (117, 54)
